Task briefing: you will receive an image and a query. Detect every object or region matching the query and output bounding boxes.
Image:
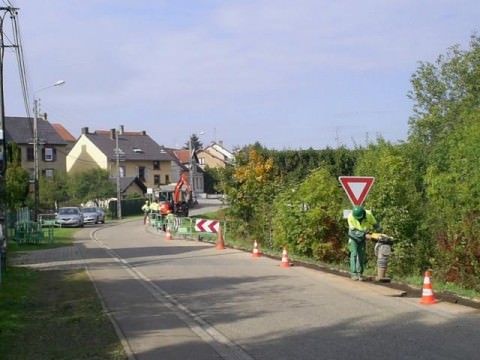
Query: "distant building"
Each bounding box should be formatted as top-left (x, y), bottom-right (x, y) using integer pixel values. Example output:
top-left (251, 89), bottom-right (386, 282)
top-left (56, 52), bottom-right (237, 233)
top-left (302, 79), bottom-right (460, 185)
top-left (4, 116), bottom-right (69, 180)
top-left (197, 141), bottom-right (234, 170)
top-left (66, 126), bottom-right (174, 195)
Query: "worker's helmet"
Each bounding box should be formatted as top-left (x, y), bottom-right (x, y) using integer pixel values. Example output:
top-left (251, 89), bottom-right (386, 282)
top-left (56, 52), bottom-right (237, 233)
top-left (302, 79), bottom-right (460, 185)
top-left (352, 206), bottom-right (366, 220)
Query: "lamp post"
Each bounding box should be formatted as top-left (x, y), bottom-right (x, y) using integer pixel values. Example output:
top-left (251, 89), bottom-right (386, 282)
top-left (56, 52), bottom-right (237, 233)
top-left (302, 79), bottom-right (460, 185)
top-left (33, 80), bottom-right (65, 221)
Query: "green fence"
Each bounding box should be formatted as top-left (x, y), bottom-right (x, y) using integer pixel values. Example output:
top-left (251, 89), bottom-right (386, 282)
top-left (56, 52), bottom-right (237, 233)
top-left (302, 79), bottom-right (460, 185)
top-left (109, 198), bottom-right (145, 219)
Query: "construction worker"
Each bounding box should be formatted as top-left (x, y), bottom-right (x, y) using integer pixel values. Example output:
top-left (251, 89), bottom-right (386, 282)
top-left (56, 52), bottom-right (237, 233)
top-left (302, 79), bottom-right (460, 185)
top-left (347, 205), bottom-right (380, 281)
top-left (141, 200), bottom-right (150, 224)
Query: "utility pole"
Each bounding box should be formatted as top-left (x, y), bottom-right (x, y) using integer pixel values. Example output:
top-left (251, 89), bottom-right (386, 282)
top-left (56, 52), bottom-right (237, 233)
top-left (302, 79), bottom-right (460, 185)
top-left (0, 6), bottom-right (19, 282)
top-left (33, 99), bottom-right (39, 221)
top-left (115, 129), bottom-right (122, 219)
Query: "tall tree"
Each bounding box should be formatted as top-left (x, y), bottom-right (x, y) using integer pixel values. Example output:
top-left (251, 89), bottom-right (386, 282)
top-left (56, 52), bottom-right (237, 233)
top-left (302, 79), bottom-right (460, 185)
top-left (183, 134), bottom-right (203, 151)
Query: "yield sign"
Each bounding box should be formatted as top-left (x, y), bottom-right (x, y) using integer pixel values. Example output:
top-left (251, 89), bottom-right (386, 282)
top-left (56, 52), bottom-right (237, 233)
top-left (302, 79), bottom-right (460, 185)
top-left (339, 176), bottom-right (375, 206)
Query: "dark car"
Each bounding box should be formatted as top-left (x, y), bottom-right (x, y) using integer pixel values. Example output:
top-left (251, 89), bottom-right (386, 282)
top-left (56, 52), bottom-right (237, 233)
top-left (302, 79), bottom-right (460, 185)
top-left (55, 207), bottom-right (84, 227)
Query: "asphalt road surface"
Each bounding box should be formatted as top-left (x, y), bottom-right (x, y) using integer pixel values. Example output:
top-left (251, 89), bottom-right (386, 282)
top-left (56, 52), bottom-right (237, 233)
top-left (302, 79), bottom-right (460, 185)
top-left (76, 214), bottom-right (480, 360)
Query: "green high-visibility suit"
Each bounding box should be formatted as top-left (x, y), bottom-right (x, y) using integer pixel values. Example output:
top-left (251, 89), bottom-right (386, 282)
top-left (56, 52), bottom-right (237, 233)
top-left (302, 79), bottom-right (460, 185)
top-left (347, 210), bottom-right (379, 279)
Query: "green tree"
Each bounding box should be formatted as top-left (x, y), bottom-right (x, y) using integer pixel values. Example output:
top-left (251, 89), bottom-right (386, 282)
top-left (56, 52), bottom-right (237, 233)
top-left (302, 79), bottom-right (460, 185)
top-left (68, 168), bottom-right (115, 204)
top-left (224, 148), bottom-right (277, 240)
top-left (40, 172), bottom-right (70, 210)
top-left (272, 168), bottom-right (344, 261)
top-left (409, 35), bottom-right (480, 148)
top-left (354, 139), bottom-right (423, 276)
top-left (424, 110), bottom-right (480, 287)
top-left (5, 142), bottom-right (30, 209)
top-left (183, 134), bottom-right (203, 151)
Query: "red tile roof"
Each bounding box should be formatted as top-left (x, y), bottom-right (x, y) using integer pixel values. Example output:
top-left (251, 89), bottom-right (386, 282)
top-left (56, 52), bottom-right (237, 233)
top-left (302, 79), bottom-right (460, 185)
top-left (52, 123), bottom-right (76, 142)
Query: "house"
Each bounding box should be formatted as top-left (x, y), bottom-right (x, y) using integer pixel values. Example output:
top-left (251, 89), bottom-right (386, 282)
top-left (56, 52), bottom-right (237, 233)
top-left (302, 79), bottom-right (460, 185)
top-left (66, 126), bottom-right (174, 194)
top-left (4, 116), bottom-right (69, 179)
top-left (112, 176), bottom-right (147, 198)
top-left (197, 141), bottom-right (234, 170)
top-left (169, 148), bottom-right (205, 196)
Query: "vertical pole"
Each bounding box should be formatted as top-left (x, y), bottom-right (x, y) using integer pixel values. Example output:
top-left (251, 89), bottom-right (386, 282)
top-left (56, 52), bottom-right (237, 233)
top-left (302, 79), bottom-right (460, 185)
top-left (116, 129), bottom-right (122, 219)
top-left (0, 12), bottom-right (7, 283)
top-left (33, 99), bottom-right (39, 222)
top-left (189, 138), bottom-right (195, 200)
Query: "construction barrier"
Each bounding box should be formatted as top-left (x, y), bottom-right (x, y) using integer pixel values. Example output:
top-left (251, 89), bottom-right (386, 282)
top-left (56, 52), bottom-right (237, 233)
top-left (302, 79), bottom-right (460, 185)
top-left (156, 216), bottom-right (226, 243)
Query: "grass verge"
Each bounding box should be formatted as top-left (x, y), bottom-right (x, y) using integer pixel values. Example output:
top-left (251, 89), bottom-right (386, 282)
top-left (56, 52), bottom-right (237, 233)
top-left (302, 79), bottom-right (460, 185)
top-left (1, 225), bottom-right (127, 359)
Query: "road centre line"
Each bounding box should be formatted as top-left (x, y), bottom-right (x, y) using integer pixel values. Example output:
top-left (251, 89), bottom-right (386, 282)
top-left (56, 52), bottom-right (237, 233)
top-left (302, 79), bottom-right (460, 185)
top-left (91, 230), bottom-right (254, 360)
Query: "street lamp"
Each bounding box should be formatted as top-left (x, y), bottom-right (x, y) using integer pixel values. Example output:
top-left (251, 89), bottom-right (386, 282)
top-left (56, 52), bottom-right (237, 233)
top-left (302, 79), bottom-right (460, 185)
top-left (33, 80), bottom-right (65, 221)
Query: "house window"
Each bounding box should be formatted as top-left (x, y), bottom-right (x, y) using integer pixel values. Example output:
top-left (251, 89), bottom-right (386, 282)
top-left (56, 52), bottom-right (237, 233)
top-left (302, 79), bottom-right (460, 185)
top-left (199, 157), bottom-right (205, 165)
top-left (154, 175), bottom-right (160, 185)
top-left (119, 166), bottom-right (126, 178)
top-left (44, 169), bottom-right (55, 178)
top-left (27, 147), bottom-right (34, 162)
top-left (43, 147), bottom-right (56, 162)
top-left (138, 166), bottom-right (146, 182)
top-left (165, 174), bottom-right (170, 184)
top-left (153, 161), bottom-right (160, 170)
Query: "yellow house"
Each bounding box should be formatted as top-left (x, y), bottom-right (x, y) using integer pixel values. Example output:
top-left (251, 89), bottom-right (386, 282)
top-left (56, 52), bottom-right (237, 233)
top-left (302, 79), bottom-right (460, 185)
top-left (66, 126), bottom-right (174, 192)
top-left (197, 141), bottom-right (234, 170)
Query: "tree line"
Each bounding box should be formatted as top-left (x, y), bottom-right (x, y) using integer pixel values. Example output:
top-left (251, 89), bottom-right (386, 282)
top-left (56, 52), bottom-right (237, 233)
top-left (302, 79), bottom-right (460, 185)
top-left (214, 36), bottom-right (480, 291)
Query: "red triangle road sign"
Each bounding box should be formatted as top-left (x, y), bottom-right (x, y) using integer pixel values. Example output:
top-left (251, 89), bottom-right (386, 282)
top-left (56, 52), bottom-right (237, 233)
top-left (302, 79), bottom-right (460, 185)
top-left (339, 176), bottom-right (375, 206)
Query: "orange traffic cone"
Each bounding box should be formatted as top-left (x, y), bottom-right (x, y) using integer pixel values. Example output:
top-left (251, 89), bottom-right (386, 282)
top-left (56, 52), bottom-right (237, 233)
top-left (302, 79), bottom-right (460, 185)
top-left (419, 271), bottom-right (439, 305)
top-left (252, 240), bottom-right (262, 257)
top-left (165, 226), bottom-right (173, 241)
top-left (216, 225), bottom-right (225, 250)
top-left (280, 246), bottom-right (290, 267)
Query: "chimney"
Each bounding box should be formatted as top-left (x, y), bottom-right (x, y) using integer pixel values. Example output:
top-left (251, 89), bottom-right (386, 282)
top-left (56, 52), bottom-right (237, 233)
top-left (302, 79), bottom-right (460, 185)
top-left (81, 127), bottom-right (89, 135)
top-left (42, 112), bottom-right (47, 121)
top-left (110, 128), bottom-right (116, 140)
top-left (142, 130), bottom-right (146, 136)
top-left (119, 125), bottom-right (124, 135)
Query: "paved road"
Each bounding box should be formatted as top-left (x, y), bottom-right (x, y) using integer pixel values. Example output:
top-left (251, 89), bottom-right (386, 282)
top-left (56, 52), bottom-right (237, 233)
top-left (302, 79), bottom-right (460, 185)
top-left (73, 219), bottom-right (479, 360)
top-left (11, 201), bottom-right (480, 360)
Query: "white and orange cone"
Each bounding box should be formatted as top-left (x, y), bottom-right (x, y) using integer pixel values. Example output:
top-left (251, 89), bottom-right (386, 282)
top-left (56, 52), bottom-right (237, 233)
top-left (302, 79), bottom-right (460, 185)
top-left (165, 226), bottom-right (173, 241)
top-left (419, 271), bottom-right (439, 305)
top-left (280, 246), bottom-right (290, 267)
top-left (252, 240), bottom-right (262, 257)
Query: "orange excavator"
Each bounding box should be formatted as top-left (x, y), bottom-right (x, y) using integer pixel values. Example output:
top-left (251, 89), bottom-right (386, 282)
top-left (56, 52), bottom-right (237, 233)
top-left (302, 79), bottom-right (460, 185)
top-left (172, 173), bottom-right (193, 217)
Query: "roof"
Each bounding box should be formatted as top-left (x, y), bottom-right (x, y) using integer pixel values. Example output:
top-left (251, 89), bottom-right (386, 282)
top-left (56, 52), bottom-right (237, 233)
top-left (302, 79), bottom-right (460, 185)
top-left (52, 123), bottom-right (76, 142)
top-left (173, 149), bottom-right (191, 163)
top-left (4, 116), bottom-right (67, 145)
top-left (85, 130), bottom-right (173, 161)
top-left (110, 176), bottom-right (147, 194)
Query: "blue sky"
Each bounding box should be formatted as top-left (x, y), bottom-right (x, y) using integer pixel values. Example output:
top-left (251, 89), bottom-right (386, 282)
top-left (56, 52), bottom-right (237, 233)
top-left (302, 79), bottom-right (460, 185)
top-left (3, 1), bottom-right (480, 150)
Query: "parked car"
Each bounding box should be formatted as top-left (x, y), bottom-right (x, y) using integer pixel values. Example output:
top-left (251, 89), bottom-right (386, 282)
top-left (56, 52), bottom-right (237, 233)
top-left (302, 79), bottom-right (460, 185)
top-left (81, 207), bottom-right (100, 224)
top-left (55, 207), bottom-right (84, 227)
top-left (95, 207), bottom-right (106, 224)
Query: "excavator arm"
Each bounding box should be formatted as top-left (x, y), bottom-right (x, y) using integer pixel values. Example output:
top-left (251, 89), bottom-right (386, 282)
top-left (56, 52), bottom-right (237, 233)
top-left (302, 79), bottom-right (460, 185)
top-left (174, 173), bottom-right (192, 204)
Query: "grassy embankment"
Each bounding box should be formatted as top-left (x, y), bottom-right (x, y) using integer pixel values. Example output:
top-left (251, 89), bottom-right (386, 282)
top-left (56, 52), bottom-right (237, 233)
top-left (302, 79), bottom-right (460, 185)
top-left (0, 226), bottom-right (127, 360)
